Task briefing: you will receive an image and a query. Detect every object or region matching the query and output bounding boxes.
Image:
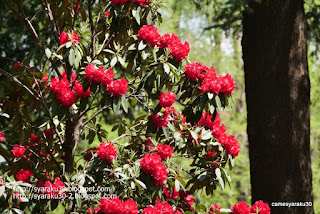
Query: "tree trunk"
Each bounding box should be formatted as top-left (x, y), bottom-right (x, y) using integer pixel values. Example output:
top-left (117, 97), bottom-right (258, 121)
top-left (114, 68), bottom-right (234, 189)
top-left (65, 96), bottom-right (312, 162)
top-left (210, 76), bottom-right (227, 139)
top-left (64, 115), bottom-right (82, 173)
top-left (242, 1), bottom-right (313, 213)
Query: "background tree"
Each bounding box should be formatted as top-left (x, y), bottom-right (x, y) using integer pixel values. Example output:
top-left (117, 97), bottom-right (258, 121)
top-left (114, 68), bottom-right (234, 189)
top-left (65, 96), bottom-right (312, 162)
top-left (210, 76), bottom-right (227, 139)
top-left (242, 1), bottom-right (313, 213)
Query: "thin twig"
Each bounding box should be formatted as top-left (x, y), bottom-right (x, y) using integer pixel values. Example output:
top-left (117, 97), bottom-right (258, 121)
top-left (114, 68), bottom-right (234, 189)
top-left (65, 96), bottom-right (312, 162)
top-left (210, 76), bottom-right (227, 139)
top-left (42, 0), bottom-right (60, 44)
top-left (82, 105), bottom-right (111, 127)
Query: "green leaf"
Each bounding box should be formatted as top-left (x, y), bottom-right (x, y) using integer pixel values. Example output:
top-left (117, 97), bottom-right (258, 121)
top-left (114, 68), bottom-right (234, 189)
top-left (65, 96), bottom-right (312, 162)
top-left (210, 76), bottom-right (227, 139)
top-left (163, 63), bottom-right (170, 74)
top-left (113, 97), bottom-right (121, 113)
top-left (132, 8), bottom-right (141, 25)
top-left (111, 57), bottom-right (117, 67)
top-left (65, 42), bottom-right (72, 49)
top-left (130, 98), bottom-right (138, 107)
top-left (190, 130), bottom-right (198, 140)
top-left (121, 96), bottom-right (128, 113)
top-left (175, 179), bottom-right (180, 192)
top-left (68, 48), bottom-right (75, 66)
top-left (45, 48), bottom-right (52, 58)
top-left (135, 179), bottom-right (146, 189)
top-left (138, 41), bottom-right (147, 50)
top-left (215, 168), bottom-right (221, 178)
top-left (162, 127), bottom-right (169, 140)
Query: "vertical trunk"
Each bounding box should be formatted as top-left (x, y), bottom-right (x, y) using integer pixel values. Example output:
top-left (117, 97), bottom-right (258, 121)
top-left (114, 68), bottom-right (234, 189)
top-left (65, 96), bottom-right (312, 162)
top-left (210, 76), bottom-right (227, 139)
top-left (64, 115), bottom-right (82, 173)
top-left (242, 1), bottom-right (313, 213)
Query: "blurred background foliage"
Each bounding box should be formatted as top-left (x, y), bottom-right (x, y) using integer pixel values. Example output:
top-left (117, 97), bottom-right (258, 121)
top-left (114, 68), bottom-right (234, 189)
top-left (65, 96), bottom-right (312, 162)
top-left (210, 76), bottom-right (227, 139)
top-left (1, 0), bottom-right (320, 212)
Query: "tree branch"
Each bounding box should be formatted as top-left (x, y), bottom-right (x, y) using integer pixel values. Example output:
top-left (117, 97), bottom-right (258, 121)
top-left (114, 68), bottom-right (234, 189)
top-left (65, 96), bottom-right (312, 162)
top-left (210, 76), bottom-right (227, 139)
top-left (88, 0), bottom-right (95, 58)
top-left (0, 68), bottom-right (64, 145)
top-left (82, 105), bottom-right (111, 128)
top-left (42, 0), bottom-right (60, 44)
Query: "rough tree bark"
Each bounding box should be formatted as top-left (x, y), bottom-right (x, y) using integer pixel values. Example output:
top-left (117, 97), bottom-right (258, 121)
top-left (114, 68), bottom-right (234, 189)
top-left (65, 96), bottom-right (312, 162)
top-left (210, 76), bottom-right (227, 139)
top-left (242, 1), bottom-right (313, 213)
top-left (64, 115), bottom-right (82, 173)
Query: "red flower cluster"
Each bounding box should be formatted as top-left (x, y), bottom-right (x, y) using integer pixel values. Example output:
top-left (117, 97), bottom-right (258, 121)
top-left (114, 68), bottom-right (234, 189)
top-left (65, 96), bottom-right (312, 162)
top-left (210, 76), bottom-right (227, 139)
top-left (84, 63), bottom-right (114, 85)
top-left (232, 201), bottom-right (251, 214)
top-left (110, 0), bottom-right (128, 5)
top-left (159, 91), bottom-right (176, 107)
top-left (50, 71), bottom-right (90, 108)
top-left (84, 63), bottom-right (128, 97)
top-left (163, 186), bottom-right (179, 200)
top-left (107, 77), bottom-right (128, 97)
top-left (87, 207), bottom-right (100, 214)
top-left (59, 30), bottom-right (80, 46)
top-left (198, 111), bottom-right (240, 157)
top-left (138, 25), bottom-right (190, 62)
top-left (45, 177), bottom-right (66, 199)
top-left (184, 63), bottom-right (235, 95)
top-left (44, 129), bottom-right (54, 138)
top-left (111, 0), bottom-right (151, 6)
top-left (16, 169), bottom-right (34, 183)
top-left (132, 0), bottom-right (151, 6)
top-left (184, 62), bottom-right (208, 81)
top-left (99, 197), bottom-right (138, 214)
top-left (138, 25), bottom-right (161, 47)
top-left (140, 153), bottom-right (168, 185)
top-left (164, 34), bottom-right (190, 62)
top-left (0, 132), bottom-right (5, 142)
top-left (250, 200), bottom-right (271, 214)
top-left (12, 145), bottom-right (27, 158)
top-left (209, 204), bottom-right (222, 213)
top-left (156, 144), bottom-right (174, 161)
top-left (145, 138), bottom-right (155, 152)
top-left (142, 200), bottom-right (174, 214)
top-left (97, 142), bottom-right (117, 163)
top-left (152, 112), bottom-right (169, 128)
top-left (29, 133), bottom-right (41, 144)
top-left (206, 149), bottom-right (217, 159)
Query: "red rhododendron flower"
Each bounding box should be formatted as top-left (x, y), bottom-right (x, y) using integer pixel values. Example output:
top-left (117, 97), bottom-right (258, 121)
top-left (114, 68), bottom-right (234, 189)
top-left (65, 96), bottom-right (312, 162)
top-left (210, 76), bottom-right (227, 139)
top-left (198, 68), bottom-right (221, 94)
top-left (163, 186), bottom-right (179, 200)
top-left (154, 200), bottom-right (174, 213)
top-left (45, 177), bottom-right (66, 199)
top-left (56, 87), bottom-right (77, 108)
top-left (132, 0), bottom-right (151, 6)
top-left (218, 74), bottom-right (236, 95)
top-left (97, 142), bottom-right (117, 163)
top-left (219, 135), bottom-right (240, 157)
top-left (29, 133), bottom-right (41, 144)
top-left (84, 63), bottom-right (104, 83)
top-left (231, 201), bottom-right (250, 214)
top-left (74, 80), bottom-right (91, 98)
top-left (42, 72), bottom-right (48, 82)
top-left (107, 77), bottom-right (128, 97)
top-left (184, 62), bottom-right (208, 81)
top-left (101, 68), bottom-right (114, 86)
top-left (250, 200), bottom-right (271, 214)
top-left (159, 91), bottom-right (176, 107)
top-left (59, 30), bottom-right (80, 46)
top-left (145, 138), bottom-right (155, 152)
top-left (142, 206), bottom-right (161, 214)
top-left (105, 11), bottom-right (110, 17)
top-left (209, 204), bottom-right (222, 213)
top-left (206, 149), bottom-right (217, 159)
top-left (16, 169), bottom-right (33, 183)
top-left (161, 34), bottom-right (190, 62)
top-left (138, 25), bottom-right (161, 47)
top-left (140, 153), bottom-right (168, 185)
top-left (156, 144), bottom-right (174, 161)
top-left (12, 145), bottom-right (27, 158)
top-left (87, 207), bottom-right (100, 214)
top-left (0, 132), bottom-right (5, 142)
top-left (99, 197), bottom-right (138, 214)
top-left (122, 198), bottom-right (139, 214)
top-left (44, 129), bottom-right (54, 138)
top-left (152, 111), bottom-right (170, 128)
top-left (110, 0), bottom-right (128, 6)
top-left (179, 191), bottom-right (195, 210)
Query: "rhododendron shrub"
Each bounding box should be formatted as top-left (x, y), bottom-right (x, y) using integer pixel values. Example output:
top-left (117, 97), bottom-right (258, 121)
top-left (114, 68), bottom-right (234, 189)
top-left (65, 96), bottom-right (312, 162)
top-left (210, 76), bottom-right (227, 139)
top-left (0, 0), bottom-right (269, 213)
